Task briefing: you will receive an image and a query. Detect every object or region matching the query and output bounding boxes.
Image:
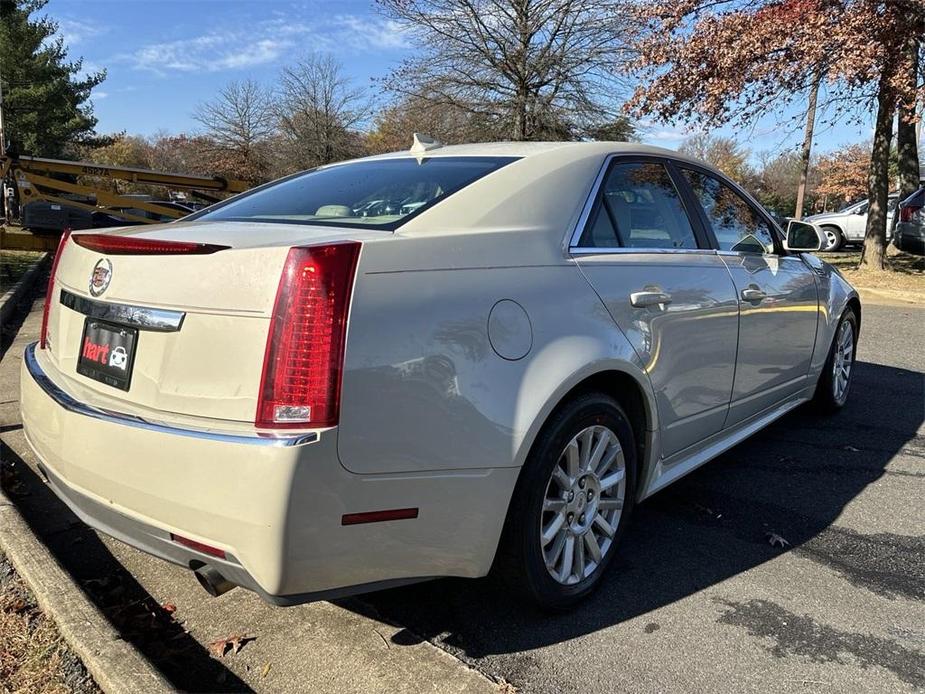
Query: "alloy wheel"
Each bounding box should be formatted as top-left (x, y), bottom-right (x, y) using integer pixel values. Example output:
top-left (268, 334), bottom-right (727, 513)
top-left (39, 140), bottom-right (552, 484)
top-left (832, 319), bottom-right (854, 402)
top-left (540, 425), bottom-right (626, 585)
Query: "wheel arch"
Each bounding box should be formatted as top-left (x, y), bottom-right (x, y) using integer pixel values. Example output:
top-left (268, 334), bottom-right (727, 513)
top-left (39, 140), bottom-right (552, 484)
top-left (846, 295), bottom-right (861, 333)
top-left (513, 365), bottom-right (656, 499)
top-left (490, 365), bottom-right (656, 573)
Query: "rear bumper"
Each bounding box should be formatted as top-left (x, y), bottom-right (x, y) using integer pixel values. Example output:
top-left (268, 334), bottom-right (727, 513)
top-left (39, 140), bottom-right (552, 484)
top-left (895, 225), bottom-right (925, 255)
top-left (20, 343), bottom-right (516, 602)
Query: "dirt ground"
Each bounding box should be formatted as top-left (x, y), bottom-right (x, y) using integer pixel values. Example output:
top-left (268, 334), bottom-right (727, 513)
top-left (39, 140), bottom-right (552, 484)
top-left (0, 553), bottom-right (98, 694)
top-left (825, 246), bottom-right (925, 299)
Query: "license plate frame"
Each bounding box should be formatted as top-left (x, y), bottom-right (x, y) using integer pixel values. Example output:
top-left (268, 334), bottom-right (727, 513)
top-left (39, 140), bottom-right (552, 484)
top-left (77, 319), bottom-right (138, 391)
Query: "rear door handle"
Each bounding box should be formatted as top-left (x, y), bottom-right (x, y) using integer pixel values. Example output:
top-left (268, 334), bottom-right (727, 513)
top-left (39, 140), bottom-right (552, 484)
top-left (630, 289), bottom-right (672, 308)
top-left (741, 287), bottom-right (767, 302)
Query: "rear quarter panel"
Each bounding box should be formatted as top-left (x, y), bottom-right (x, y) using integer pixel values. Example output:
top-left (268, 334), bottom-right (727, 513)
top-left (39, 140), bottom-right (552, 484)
top-left (337, 236), bottom-right (653, 475)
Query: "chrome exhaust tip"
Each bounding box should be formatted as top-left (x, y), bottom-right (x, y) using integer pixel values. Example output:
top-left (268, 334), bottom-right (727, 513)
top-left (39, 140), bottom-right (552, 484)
top-left (193, 565), bottom-right (236, 597)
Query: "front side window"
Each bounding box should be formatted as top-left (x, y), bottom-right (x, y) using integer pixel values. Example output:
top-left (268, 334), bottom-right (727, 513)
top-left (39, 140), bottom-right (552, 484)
top-left (190, 156), bottom-right (517, 230)
top-left (579, 161), bottom-right (699, 249)
top-left (682, 169), bottom-right (776, 254)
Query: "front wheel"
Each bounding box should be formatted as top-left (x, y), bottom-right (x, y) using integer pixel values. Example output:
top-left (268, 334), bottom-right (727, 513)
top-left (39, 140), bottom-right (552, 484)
top-left (814, 309), bottom-right (858, 411)
top-left (496, 393), bottom-right (636, 610)
top-left (820, 226), bottom-right (844, 252)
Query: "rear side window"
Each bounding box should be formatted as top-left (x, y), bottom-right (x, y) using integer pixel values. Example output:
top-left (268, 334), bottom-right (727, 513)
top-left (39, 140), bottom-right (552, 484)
top-left (578, 161), bottom-right (698, 249)
top-left (682, 169), bottom-right (776, 254)
top-left (191, 156), bottom-right (518, 230)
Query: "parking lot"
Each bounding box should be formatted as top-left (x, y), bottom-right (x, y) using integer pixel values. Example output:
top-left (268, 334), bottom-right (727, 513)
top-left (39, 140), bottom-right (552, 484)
top-left (1, 290), bottom-right (923, 693)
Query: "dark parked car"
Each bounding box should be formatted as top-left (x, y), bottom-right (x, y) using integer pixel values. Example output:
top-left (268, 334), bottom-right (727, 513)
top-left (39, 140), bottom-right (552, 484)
top-left (893, 187), bottom-right (925, 255)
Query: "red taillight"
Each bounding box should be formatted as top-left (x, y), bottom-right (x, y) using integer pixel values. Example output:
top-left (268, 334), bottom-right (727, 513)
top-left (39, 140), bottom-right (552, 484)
top-left (72, 233), bottom-right (229, 255)
top-left (170, 533), bottom-right (226, 559)
top-left (40, 229), bottom-right (72, 349)
top-left (899, 205), bottom-right (922, 223)
top-left (256, 242), bottom-right (361, 428)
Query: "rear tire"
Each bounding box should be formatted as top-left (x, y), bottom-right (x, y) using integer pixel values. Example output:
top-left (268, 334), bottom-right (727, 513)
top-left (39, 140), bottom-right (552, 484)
top-left (495, 393), bottom-right (637, 610)
top-left (820, 226), bottom-right (844, 252)
top-left (813, 309), bottom-right (858, 412)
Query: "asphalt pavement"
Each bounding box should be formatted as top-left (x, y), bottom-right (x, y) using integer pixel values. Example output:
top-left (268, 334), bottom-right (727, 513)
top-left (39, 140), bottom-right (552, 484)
top-left (353, 302), bottom-right (925, 693)
top-left (1, 291), bottom-right (922, 693)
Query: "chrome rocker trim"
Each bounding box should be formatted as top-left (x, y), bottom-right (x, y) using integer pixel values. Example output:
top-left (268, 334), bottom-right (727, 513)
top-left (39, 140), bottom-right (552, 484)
top-left (60, 289), bottom-right (186, 332)
top-left (24, 342), bottom-right (318, 448)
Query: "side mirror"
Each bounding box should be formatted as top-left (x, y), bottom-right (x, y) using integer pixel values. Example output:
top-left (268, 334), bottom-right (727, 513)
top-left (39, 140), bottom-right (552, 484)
top-left (784, 219), bottom-right (823, 252)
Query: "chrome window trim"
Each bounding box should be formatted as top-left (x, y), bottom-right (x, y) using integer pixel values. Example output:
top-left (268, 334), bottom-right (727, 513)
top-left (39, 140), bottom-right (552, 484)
top-left (60, 289), bottom-right (186, 332)
top-left (566, 153), bottom-right (706, 255)
top-left (24, 343), bottom-right (318, 448)
top-left (571, 247), bottom-right (718, 256)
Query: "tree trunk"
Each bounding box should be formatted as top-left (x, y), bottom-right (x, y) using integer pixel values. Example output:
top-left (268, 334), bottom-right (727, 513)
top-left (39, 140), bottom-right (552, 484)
top-left (858, 72), bottom-right (896, 272)
top-left (795, 70), bottom-right (821, 219)
top-left (513, 91), bottom-right (528, 140)
top-left (896, 37), bottom-right (921, 201)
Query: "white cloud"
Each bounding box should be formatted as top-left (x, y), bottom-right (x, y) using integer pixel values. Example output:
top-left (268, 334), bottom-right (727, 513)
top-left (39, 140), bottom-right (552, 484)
top-left (126, 14), bottom-right (410, 75)
top-left (56, 17), bottom-right (108, 47)
top-left (332, 16), bottom-right (412, 50)
top-left (633, 119), bottom-right (698, 144)
top-left (131, 32), bottom-right (294, 74)
top-left (92, 90), bottom-right (109, 100)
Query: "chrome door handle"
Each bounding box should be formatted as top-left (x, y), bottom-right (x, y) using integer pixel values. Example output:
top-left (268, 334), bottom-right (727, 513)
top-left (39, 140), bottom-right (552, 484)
top-left (630, 290), bottom-right (672, 308)
top-left (741, 287), bottom-right (767, 302)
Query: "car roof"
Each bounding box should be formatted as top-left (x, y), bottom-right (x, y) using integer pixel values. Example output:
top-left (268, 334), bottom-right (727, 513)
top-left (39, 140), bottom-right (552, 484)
top-left (344, 140), bottom-right (706, 166)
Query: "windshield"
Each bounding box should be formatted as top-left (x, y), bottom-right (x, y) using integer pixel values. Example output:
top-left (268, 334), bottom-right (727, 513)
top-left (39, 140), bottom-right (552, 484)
top-left (837, 200), bottom-right (867, 214)
top-left (190, 156), bottom-right (518, 229)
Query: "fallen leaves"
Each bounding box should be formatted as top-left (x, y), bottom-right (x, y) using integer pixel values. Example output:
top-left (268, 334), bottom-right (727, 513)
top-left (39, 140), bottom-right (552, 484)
top-left (766, 531), bottom-right (791, 549)
top-left (208, 633), bottom-right (254, 658)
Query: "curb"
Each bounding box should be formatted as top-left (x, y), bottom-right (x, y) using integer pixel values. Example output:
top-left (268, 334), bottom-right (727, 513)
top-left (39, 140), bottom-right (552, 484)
top-left (0, 485), bottom-right (172, 694)
top-left (855, 286), bottom-right (925, 306)
top-left (0, 253), bottom-right (50, 331)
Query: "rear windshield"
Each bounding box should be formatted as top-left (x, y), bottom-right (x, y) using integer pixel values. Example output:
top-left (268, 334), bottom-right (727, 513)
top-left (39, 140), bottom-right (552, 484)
top-left (190, 156), bottom-right (518, 230)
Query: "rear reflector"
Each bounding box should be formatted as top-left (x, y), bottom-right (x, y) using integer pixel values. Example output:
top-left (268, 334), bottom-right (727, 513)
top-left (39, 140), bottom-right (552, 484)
top-left (256, 242), bottom-right (361, 428)
top-left (341, 508), bottom-right (419, 525)
top-left (170, 533), bottom-right (226, 559)
top-left (72, 233), bottom-right (230, 255)
top-left (40, 229), bottom-right (72, 349)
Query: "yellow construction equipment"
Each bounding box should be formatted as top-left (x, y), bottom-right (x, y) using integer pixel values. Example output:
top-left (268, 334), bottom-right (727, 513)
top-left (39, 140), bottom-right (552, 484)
top-left (1, 153), bottom-right (250, 250)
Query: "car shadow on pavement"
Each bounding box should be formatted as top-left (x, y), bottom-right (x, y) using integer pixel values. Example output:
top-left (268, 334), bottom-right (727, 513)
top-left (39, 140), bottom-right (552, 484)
top-left (344, 359), bottom-right (924, 659)
top-left (0, 440), bottom-right (251, 693)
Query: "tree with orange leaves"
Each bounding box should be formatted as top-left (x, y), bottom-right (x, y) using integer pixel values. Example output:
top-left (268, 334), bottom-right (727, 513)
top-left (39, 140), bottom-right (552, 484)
top-left (628, 0), bottom-right (924, 271)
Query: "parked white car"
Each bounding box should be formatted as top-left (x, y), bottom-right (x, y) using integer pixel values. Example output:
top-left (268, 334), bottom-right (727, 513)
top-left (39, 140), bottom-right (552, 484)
top-left (806, 194), bottom-right (899, 251)
top-left (21, 141), bottom-right (860, 609)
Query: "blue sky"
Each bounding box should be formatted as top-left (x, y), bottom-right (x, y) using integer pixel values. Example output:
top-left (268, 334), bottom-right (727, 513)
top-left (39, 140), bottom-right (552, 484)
top-left (49, 0), bottom-right (876, 160)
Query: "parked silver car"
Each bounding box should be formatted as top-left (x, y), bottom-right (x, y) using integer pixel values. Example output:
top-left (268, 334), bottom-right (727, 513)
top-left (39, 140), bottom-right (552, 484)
top-left (806, 194), bottom-right (899, 251)
top-left (894, 187), bottom-right (925, 255)
top-left (20, 141), bottom-right (860, 609)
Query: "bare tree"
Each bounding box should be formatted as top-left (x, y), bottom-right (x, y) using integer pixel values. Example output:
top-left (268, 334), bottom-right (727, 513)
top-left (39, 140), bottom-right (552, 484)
top-left (276, 54), bottom-right (372, 169)
top-left (193, 79), bottom-right (275, 181)
top-left (679, 134), bottom-right (754, 183)
top-left (377, 0), bottom-right (634, 141)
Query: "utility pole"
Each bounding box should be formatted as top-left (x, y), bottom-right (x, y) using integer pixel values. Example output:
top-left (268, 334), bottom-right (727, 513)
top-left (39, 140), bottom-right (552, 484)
top-left (0, 72), bottom-right (7, 222)
top-left (794, 70), bottom-right (821, 220)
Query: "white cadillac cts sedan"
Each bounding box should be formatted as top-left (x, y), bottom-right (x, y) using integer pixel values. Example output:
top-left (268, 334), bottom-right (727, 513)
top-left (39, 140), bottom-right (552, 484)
top-left (21, 141), bottom-right (860, 609)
